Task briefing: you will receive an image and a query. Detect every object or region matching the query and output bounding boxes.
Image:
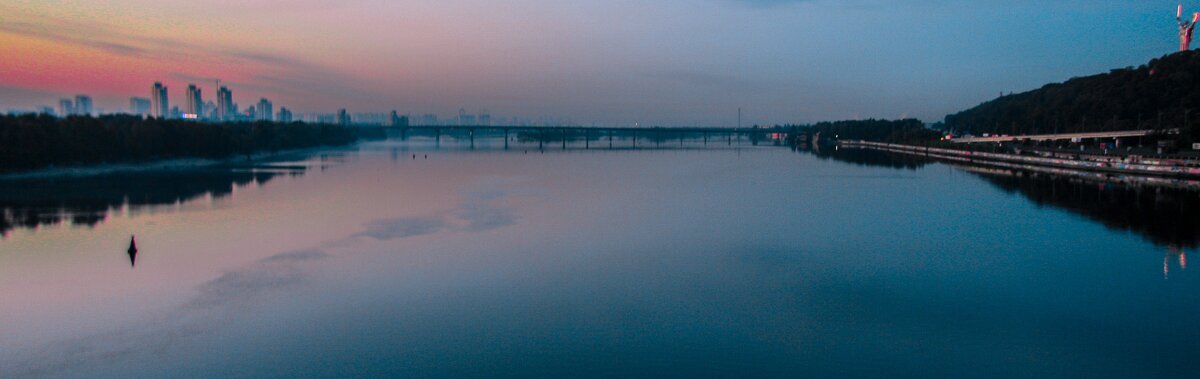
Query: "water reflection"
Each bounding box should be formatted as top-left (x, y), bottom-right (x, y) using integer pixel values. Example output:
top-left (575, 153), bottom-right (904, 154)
top-left (0, 166), bottom-right (304, 237)
top-left (822, 147), bottom-right (1200, 249)
top-left (806, 143), bottom-right (932, 170)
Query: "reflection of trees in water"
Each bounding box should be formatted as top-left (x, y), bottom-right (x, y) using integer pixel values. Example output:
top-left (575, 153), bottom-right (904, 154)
top-left (808, 145), bottom-right (934, 170)
top-left (974, 170), bottom-right (1200, 248)
top-left (810, 147), bottom-right (1200, 248)
top-left (0, 169), bottom-right (294, 237)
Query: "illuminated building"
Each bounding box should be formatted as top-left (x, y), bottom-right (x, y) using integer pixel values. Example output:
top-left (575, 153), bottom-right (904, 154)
top-left (185, 84), bottom-right (203, 118)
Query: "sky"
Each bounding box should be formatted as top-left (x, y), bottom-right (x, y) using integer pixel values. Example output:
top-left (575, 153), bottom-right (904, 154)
top-left (0, 0), bottom-right (1187, 125)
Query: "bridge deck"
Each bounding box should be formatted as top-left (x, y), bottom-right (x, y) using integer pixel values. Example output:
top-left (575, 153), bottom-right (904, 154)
top-left (380, 125), bottom-right (792, 134)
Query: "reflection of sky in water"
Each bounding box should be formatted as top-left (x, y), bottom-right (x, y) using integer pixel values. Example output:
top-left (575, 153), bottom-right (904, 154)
top-left (2, 138), bottom-right (1200, 377)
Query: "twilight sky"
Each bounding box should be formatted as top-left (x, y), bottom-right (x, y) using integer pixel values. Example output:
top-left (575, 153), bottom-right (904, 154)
top-left (0, 0), bottom-right (1185, 125)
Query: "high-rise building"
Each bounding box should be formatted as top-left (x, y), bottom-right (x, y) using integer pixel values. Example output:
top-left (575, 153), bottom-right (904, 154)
top-left (73, 95), bottom-right (93, 116)
top-left (422, 114), bottom-right (438, 126)
top-left (216, 86), bottom-right (233, 121)
top-left (277, 107), bottom-right (293, 123)
top-left (337, 109), bottom-right (351, 126)
top-left (389, 110), bottom-right (410, 127)
top-left (185, 84), bottom-right (203, 118)
top-left (58, 99), bottom-right (74, 117)
top-left (130, 97), bottom-right (151, 116)
top-left (257, 98), bottom-right (273, 122)
top-left (151, 82), bottom-right (169, 118)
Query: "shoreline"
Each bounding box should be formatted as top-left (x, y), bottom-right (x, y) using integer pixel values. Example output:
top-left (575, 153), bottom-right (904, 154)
top-left (841, 140), bottom-right (1200, 180)
top-left (0, 144), bottom-right (353, 181)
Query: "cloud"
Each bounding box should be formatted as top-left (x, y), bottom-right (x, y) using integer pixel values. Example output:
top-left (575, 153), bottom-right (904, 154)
top-left (0, 11), bottom-right (371, 109)
top-left (0, 21), bottom-right (148, 57)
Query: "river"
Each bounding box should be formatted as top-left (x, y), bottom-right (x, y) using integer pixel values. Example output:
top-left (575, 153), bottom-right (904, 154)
top-left (2, 135), bottom-right (1198, 377)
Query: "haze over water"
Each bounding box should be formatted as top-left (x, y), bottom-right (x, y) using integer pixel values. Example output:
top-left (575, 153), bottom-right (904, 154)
top-left (2, 136), bottom-right (1199, 377)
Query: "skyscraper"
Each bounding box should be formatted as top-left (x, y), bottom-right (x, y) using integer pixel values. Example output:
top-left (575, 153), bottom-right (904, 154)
top-left (217, 86), bottom-right (233, 121)
top-left (130, 97), bottom-right (151, 115)
top-left (185, 84), bottom-right (203, 117)
top-left (151, 82), bottom-right (169, 118)
top-left (58, 99), bottom-right (74, 117)
top-left (73, 95), bottom-right (93, 116)
top-left (257, 98), bottom-right (273, 122)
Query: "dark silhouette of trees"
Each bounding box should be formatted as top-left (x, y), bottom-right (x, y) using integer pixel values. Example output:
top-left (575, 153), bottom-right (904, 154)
top-left (800, 118), bottom-right (939, 143)
top-left (0, 114), bottom-right (358, 172)
top-left (945, 50), bottom-right (1200, 142)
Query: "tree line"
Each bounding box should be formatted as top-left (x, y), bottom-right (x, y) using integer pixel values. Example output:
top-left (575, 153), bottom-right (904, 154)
top-left (792, 118), bottom-right (940, 144)
top-left (944, 49), bottom-right (1200, 142)
top-left (0, 114), bottom-right (359, 172)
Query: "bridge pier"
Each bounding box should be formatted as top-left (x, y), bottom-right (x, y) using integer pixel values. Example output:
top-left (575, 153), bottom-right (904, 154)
top-left (503, 128), bottom-right (509, 150)
top-left (585, 129), bottom-right (590, 149)
top-left (703, 132), bottom-right (707, 145)
top-left (609, 130), bottom-right (613, 149)
top-left (562, 128), bottom-right (567, 150)
top-left (436, 128), bottom-right (441, 147)
top-left (469, 128), bottom-right (475, 149)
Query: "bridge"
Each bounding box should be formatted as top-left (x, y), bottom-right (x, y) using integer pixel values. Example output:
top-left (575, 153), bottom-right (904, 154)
top-left (950, 129), bottom-right (1178, 144)
top-left (377, 125), bottom-right (800, 149)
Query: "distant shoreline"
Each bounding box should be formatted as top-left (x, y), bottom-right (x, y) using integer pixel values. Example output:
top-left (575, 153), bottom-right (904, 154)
top-left (0, 144), bottom-right (350, 181)
top-left (843, 140), bottom-right (1200, 179)
top-left (0, 114), bottom-right (365, 175)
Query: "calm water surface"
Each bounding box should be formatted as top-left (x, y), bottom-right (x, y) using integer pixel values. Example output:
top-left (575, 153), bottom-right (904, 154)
top-left (3, 136), bottom-right (1200, 377)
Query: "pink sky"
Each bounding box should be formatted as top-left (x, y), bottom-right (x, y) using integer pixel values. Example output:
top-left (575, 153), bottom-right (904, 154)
top-left (0, 1), bottom-right (1181, 125)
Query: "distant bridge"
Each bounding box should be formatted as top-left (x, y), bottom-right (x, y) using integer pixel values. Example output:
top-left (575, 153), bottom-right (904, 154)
top-left (950, 129), bottom-right (1178, 144)
top-left (380, 125), bottom-right (796, 134)
top-left (376, 125), bottom-right (799, 148)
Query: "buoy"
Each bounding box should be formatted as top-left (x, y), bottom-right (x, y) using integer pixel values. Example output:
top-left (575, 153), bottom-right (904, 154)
top-left (127, 235), bottom-right (138, 267)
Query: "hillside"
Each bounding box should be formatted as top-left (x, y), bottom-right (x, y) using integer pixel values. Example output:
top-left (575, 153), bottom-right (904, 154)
top-left (944, 50), bottom-right (1200, 141)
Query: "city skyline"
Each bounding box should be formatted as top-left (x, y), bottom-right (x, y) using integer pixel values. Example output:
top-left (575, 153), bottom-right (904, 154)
top-left (0, 1), bottom-right (1189, 126)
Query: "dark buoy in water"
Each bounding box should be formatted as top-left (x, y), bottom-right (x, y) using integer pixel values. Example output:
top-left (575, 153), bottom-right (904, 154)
top-left (127, 235), bottom-right (138, 267)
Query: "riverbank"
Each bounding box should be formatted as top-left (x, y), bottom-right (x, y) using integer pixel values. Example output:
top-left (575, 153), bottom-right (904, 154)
top-left (0, 114), bottom-right (364, 174)
top-left (841, 140), bottom-right (1200, 178)
top-left (0, 144), bottom-right (344, 181)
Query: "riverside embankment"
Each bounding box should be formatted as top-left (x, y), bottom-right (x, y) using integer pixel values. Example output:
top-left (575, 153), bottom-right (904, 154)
top-left (841, 140), bottom-right (1200, 178)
